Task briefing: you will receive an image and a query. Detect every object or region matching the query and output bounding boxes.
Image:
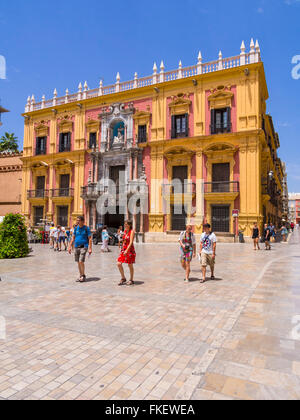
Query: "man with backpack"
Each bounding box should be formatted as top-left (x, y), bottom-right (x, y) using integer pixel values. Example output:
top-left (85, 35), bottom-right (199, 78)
top-left (199, 224), bottom-right (217, 284)
top-left (68, 216), bottom-right (92, 282)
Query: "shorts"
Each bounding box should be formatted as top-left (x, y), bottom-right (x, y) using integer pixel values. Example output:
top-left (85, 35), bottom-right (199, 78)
top-left (75, 247), bottom-right (88, 263)
top-left (200, 252), bottom-right (215, 269)
top-left (59, 236), bottom-right (66, 243)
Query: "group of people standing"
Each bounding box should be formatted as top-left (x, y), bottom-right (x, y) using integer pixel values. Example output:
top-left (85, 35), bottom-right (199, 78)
top-left (49, 223), bottom-right (73, 252)
top-left (66, 216), bottom-right (217, 285)
top-left (252, 222), bottom-right (290, 251)
top-left (67, 216), bottom-right (136, 284)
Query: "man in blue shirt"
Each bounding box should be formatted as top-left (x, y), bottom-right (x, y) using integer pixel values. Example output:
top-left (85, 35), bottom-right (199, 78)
top-left (68, 216), bottom-right (92, 282)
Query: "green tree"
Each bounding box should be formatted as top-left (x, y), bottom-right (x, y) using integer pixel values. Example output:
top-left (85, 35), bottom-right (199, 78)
top-left (0, 213), bottom-right (29, 259)
top-left (0, 132), bottom-right (19, 153)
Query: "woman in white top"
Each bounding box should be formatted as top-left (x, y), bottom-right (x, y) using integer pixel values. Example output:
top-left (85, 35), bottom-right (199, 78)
top-left (179, 225), bottom-right (196, 283)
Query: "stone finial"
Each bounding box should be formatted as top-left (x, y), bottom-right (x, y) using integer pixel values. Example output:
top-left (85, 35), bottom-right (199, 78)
top-left (255, 39), bottom-right (261, 62)
top-left (83, 81), bottom-right (88, 99)
top-left (153, 62), bottom-right (158, 84)
top-left (197, 51), bottom-right (203, 74)
top-left (31, 94), bottom-right (35, 103)
top-left (65, 88), bottom-right (69, 104)
top-left (178, 60), bottom-right (183, 79)
top-left (160, 61), bottom-right (165, 83)
top-left (98, 79), bottom-right (103, 96)
top-left (134, 72), bottom-right (138, 88)
top-left (240, 40), bottom-right (246, 66)
top-left (25, 96), bottom-right (31, 112)
top-left (115, 73), bottom-right (120, 92)
top-left (41, 95), bottom-right (46, 109)
top-left (78, 82), bottom-right (82, 100)
top-left (250, 38), bottom-right (256, 63)
top-left (240, 40), bottom-right (246, 53)
top-left (52, 89), bottom-right (57, 106)
top-left (218, 51), bottom-right (223, 70)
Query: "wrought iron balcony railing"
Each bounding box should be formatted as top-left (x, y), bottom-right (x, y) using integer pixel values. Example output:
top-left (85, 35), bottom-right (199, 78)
top-left (51, 188), bottom-right (74, 198)
top-left (35, 148), bottom-right (47, 156)
top-left (204, 181), bottom-right (239, 193)
top-left (210, 123), bottom-right (232, 135)
top-left (27, 189), bottom-right (49, 199)
top-left (162, 182), bottom-right (196, 195)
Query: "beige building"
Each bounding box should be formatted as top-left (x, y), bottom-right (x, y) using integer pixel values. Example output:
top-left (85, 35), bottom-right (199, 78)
top-left (0, 152), bottom-right (23, 218)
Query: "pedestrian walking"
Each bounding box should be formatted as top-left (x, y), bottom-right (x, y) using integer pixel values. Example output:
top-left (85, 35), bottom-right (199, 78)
top-left (280, 225), bottom-right (288, 242)
top-left (179, 225), bottom-right (196, 283)
top-left (270, 224), bottom-right (276, 243)
top-left (101, 226), bottom-right (111, 253)
top-left (252, 222), bottom-right (260, 250)
top-left (49, 223), bottom-right (56, 249)
top-left (117, 220), bottom-right (136, 286)
top-left (199, 224), bottom-right (217, 283)
top-left (291, 222), bottom-right (295, 233)
top-left (264, 224), bottom-right (271, 250)
top-left (68, 216), bottom-right (92, 283)
top-left (117, 226), bottom-right (124, 249)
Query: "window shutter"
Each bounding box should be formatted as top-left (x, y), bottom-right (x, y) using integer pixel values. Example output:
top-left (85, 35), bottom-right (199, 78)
top-left (67, 132), bottom-right (71, 150)
top-left (171, 115), bottom-right (176, 139)
top-left (185, 114), bottom-right (189, 137)
top-left (211, 109), bottom-right (216, 134)
top-left (59, 133), bottom-right (63, 152)
top-left (227, 107), bottom-right (231, 133)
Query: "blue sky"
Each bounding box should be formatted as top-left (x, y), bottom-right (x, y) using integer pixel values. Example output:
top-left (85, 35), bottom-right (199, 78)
top-left (0, 0), bottom-right (299, 191)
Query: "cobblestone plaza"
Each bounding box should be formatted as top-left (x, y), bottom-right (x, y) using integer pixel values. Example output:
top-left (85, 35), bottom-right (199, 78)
top-left (0, 233), bottom-right (300, 400)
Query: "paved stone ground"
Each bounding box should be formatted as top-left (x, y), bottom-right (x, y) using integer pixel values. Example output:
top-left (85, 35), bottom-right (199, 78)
top-left (0, 231), bottom-right (300, 400)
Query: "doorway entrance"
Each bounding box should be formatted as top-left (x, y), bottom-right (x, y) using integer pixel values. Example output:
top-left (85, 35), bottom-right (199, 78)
top-left (211, 205), bottom-right (230, 233)
top-left (57, 206), bottom-right (69, 227)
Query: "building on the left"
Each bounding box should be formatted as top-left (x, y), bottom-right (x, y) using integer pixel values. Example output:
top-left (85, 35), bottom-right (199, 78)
top-left (0, 105), bottom-right (23, 219)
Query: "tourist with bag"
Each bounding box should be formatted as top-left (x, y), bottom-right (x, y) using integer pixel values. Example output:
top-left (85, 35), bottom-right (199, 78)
top-left (68, 216), bottom-right (92, 283)
top-left (179, 225), bottom-right (196, 283)
top-left (199, 224), bottom-right (217, 283)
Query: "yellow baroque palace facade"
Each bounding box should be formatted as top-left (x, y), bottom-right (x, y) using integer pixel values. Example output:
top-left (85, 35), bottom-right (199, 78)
top-left (21, 40), bottom-right (286, 240)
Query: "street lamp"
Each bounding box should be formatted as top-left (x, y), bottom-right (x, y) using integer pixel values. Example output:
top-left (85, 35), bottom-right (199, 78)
top-left (268, 171), bottom-right (274, 180)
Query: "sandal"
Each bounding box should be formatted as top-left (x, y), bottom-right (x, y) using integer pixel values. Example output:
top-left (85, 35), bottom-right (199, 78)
top-left (127, 280), bottom-right (135, 286)
top-left (211, 276), bottom-right (215, 280)
top-left (200, 279), bottom-right (205, 284)
top-left (118, 279), bottom-right (127, 286)
top-left (79, 275), bottom-right (86, 283)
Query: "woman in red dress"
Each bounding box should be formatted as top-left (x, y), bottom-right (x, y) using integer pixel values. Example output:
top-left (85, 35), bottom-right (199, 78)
top-left (117, 220), bottom-right (136, 286)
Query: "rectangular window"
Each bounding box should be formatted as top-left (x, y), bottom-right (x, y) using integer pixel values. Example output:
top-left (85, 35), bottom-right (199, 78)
top-left (211, 108), bottom-right (231, 134)
top-left (171, 114), bottom-right (189, 138)
top-left (34, 206), bottom-right (44, 226)
top-left (138, 125), bottom-right (147, 143)
top-left (89, 132), bottom-right (97, 149)
top-left (36, 137), bottom-right (47, 155)
top-left (59, 132), bottom-right (71, 152)
top-left (59, 174), bottom-right (70, 197)
top-left (36, 176), bottom-right (45, 198)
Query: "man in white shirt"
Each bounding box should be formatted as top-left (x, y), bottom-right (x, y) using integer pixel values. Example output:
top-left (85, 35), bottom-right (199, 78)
top-left (199, 223), bottom-right (217, 283)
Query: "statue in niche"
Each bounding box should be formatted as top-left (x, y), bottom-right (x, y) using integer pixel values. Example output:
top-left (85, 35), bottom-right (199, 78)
top-left (112, 121), bottom-right (125, 145)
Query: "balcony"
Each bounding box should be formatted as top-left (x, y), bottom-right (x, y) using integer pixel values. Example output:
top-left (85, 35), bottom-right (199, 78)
top-left (204, 181), bottom-right (239, 194)
top-left (210, 123), bottom-right (232, 135)
top-left (204, 181), bottom-right (239, 202)
top-left (162, 182), bottom-right (196, 204)
top-left (81, 181), bottom-right (148, 201)
top-left (27, 189), bottom-right (49, 202)
top-left (51, 188), bottom-right (74, 203)
top-left (35, 148), bottom-right (47, 156)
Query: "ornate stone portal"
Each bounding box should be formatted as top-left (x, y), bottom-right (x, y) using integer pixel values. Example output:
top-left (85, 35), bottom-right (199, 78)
top-left (82, 103), bottom-right (147, 233)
